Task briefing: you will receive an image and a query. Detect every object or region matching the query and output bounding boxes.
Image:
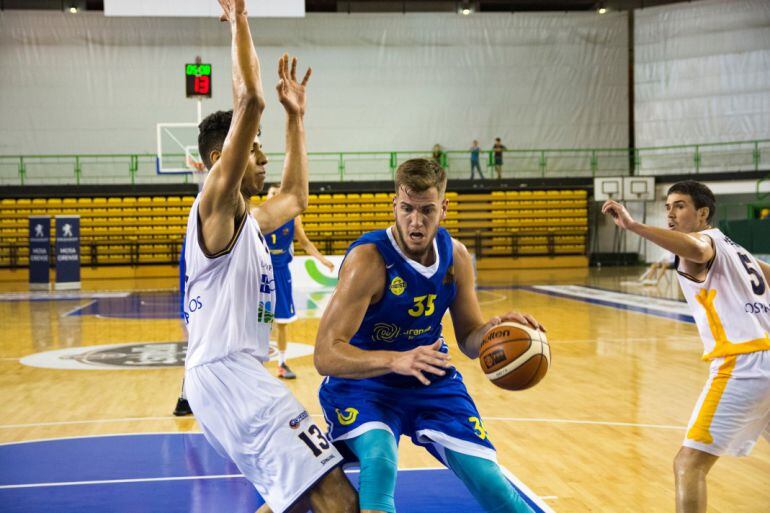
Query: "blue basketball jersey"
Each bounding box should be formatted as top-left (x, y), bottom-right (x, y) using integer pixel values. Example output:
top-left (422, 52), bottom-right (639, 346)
top-left (265, 219), bottom-right (295, 267)
top-left (343, 226), bottom-right (457, 386)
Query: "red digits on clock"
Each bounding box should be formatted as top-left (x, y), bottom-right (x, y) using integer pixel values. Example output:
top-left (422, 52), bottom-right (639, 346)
top-left (194, 75), bottom-right (210, 95)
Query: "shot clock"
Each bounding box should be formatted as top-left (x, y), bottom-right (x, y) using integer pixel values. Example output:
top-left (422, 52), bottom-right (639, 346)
top-left (185, 63), bottom-right (212, 98)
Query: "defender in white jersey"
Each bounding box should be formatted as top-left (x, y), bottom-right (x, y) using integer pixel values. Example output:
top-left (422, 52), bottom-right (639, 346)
top-left (182, 2), bottom-right (356, 512)
top-left (603, 181), bottom-right (770, 513)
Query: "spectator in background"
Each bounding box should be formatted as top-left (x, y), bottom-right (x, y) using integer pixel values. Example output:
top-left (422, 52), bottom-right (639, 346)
top-left (432, 143), bottom-right (444, 168)
top-left (470, 139), bottom-right (484, 180)
top-left (493, 137), bottom-right (506, 179)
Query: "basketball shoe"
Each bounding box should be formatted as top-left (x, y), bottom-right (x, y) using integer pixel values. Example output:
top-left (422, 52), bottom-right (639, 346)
top-left (278, 362), bottom-right (297, 379)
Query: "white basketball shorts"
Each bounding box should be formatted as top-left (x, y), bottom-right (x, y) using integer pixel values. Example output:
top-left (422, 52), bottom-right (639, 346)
top-left (684, 349), bottom-right (770, 457)
top-left (185, 350), bottom-right (343, 513)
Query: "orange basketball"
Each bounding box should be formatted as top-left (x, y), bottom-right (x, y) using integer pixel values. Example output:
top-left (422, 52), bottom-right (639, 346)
top-left (479, 321), bottom-right (550, 391)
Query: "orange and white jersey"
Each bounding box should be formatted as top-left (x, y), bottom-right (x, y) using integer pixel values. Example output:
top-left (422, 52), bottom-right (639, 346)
top-left (675, 228), bottom-right (770, 360)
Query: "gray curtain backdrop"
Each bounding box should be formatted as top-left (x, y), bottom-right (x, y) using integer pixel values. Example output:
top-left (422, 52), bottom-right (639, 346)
top-left (0, 11), bottom-right (629, 156)
top-left (634, 0), bottom-right (770, 147)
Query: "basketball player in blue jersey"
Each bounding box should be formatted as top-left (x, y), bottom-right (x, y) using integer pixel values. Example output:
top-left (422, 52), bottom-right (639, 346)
top-left (315, 158), bottom-right (545, 513)
top-left (181, 1), bottom-right (356, 512)
top-left (262, 183), bottom-right (335, 379)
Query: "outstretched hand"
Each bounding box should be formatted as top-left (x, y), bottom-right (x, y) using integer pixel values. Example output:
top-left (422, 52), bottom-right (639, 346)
top-left (218, 0), bottom-right (247, 22)
top-left (602, 200), bottom-right (637, 230)
top-left (276, 54), bottom-right (312, 117)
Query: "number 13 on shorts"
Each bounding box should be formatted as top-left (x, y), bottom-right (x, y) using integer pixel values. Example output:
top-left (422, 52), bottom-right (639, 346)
top-left (298, 424), bottom-right (333, 457)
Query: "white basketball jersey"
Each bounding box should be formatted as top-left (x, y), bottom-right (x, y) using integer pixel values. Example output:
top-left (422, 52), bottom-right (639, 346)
top-left (183, 197), bottom-right (275, 369)
top-left (675, 228), bottom-right (770, 360)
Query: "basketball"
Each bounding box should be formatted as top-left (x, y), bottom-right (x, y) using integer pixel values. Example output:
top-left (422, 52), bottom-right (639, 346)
top-left (479, 322), bottom-right (550, 391)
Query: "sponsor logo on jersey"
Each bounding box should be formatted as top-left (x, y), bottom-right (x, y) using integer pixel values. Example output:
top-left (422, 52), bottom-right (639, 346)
top-left (335, 407), bottom-right (359, 426)
top-left (372, 323), bottom-right (400, 342)
top-left (404, 326), bottom-right (432, 339)
top-left (289, 410), bottom-right (309, 429)
top-left (258, 301), bottom-right (274, 323)
top-left (389, 276), bottom-right (406, 296)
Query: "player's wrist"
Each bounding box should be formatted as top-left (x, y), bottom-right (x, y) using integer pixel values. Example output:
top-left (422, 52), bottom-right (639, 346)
top-left (627, 220), bottom-right (643, 234)
top-left (285, 112), bottom-right (305, 123)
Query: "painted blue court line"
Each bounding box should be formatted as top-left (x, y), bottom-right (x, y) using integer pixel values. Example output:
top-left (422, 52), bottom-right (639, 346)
top-left (521, 285), bottom-right (694, 324)
top-left (0, 433), bottom-right (552, 513)
top-left (0, 292), bottom-right (129, 302)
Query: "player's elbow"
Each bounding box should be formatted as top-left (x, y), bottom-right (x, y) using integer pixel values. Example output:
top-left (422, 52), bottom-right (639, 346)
top-left (295, 191), bottom-right (309, 213)
top-left (235, 89), bottom-right (265, 114)
top-left (313, 350), bottom-right (331, 377)
top-left (284, 191), bottom-right (309, 217)
top-left (458, 339), bottom-right (479, 360)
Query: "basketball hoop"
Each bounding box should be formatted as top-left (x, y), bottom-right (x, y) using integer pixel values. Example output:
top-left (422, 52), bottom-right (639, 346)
top-left (186, 152), bottom-right (207, 192)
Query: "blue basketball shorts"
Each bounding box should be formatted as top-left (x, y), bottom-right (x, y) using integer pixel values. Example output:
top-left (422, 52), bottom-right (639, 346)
top-left (273, 265), bottom-right (296, 323)
top-left (319, 370), bottom-right (497, 464)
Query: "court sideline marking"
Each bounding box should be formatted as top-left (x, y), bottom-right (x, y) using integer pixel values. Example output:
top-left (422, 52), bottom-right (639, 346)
top-left (0, 462), bottom-right (557, 509)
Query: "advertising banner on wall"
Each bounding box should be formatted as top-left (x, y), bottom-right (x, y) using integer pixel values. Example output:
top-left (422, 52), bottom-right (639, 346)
top-left (54, 216), bottom-right (81, 291)
top-left (28, 216), bottom-right (50, 290)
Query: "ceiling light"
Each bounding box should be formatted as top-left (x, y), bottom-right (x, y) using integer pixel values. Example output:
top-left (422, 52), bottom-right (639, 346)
top-left (462, 8), bottom-right (471, 15)
top-left (69, 6), bottom-right (78, 14)
top-left (598, 7), bottom-right (607, 14)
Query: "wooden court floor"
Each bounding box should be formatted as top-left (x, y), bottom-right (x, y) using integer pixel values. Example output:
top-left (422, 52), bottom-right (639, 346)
top-left (0, 266), bottom-right (768, 512)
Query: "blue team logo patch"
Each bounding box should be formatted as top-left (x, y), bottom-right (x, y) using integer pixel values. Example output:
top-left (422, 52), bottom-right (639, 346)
top-left (289, 410), bottom-right (309, 429)
top-left (373, 323), bottom-right (400, 342)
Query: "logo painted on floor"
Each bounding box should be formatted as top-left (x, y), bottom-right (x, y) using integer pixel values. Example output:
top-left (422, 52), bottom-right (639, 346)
top-left (19, 341), bottom-right (314, 370)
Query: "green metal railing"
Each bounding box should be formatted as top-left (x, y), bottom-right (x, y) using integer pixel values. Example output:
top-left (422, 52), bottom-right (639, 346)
top-left (1, 139), bottom-right (768, 186)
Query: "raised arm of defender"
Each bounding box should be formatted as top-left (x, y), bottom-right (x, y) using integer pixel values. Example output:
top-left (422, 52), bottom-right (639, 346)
top-left (198, 0), bottom-right (264, 254)
top-left (254, 56), bottom-right (312, 235)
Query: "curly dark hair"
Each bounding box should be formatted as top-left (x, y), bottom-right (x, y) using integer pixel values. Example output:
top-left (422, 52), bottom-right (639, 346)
top-left (197, 110), bottom-right (233, 170)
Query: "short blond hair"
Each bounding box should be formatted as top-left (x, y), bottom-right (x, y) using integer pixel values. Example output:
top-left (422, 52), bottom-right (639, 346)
top-left (395, 158), bottom-right (447, 197)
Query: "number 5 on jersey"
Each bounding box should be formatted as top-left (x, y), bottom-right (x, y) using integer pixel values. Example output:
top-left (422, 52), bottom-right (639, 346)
top-left (739, 253), bottom-right (767, 296)
top-left (408, 294), bottom-right (437, 317)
